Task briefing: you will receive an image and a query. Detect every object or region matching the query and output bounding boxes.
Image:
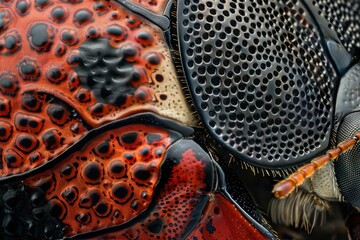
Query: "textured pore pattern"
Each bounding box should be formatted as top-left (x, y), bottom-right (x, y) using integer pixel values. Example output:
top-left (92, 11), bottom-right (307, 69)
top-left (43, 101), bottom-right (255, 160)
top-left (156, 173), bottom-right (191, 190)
top-left (24, 123), bottom-right (174, 236)
top-left (0, 183), bottom-right (64, 239)
top-left (314, 0), bottom-right (360, 60)
top-left (335, 64), bottom-right (360, 124)
top-left (335, 111), bottom-right (360, 208)
top-left (0, 0), bottom-right (194, 178)
top-left (177, 0), bottom-right (337, 168)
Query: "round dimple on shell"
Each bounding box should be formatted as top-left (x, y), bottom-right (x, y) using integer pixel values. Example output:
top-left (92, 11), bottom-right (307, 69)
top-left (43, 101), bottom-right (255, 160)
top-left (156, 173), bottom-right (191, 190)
top-left (15, 0), bottom-right (31, 16)
top-left (93, 199), bottom-right (112, 218)
top-left (4, 148), bottom-right (24, 168)
top-left (17, 57), bottom-right (40, 81)
top-left (0, 120), bottom-right (13, 142)
top-left (107, 159), bottom-right (127, 179)
top-left (81, 161), bottom-right (103, 184)
top-left (14, 133), bottom-right (39, 153)
top-left (2, 30), bottom-right (22, 55)
top-left (0, 72), bottom-right (19, 96)
top-left (35, 0), bottom-right (53, 11)
top-left (50, 6), bottom-right (68, 23)
top-left (41, 129), bottom-right (63, 150)
top-left (20, 93), bottom-right (42, 112)
top-left (27, 22), bottom-right (55, 53)
top-left (111, 181), bottom-right (133, 204)
top-left (49, 198), bottom-right (67, 220)
top-left (131, 163), bottom-right (154, 186)
top-left (94, 140), bottom-right (114, 158)
top-left (60, 28), bottom-right (79, 46)
top-left (61, 186), bottom-right (78, 205)
top-left (73, 8), bottom-right (93, 27)
top-left (46, 104), bottom-right (71, 126)
top-left (45, 65), bottom-right (67, 83)
top-left (0, 10), bottom-right (11, 34)
top-left (54, 43), bottom-right (67, 57)
top-left (104, 24), bottom-right (128, 42)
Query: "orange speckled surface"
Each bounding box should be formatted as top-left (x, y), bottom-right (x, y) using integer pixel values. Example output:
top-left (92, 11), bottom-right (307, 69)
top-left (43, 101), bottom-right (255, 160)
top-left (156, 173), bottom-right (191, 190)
top-left (24, 124), bottom-right (173, 236)
top-left (0, 0), bottom-right (193, 177)
top-left (188, 193), bottom-right (268, 240)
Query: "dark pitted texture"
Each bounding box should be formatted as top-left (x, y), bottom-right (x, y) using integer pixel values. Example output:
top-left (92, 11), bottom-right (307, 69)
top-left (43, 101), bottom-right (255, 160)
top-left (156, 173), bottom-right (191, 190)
top-left (313, 0), bottom-right (360, 61)
top-left (0, 184), bottom-right (64, 240)
top-left (177, 0), bottom-right (339, 168)
top-left (335, 111), bottom-right (360, 208)
top-left (335, 64), bottom-right (360, 123)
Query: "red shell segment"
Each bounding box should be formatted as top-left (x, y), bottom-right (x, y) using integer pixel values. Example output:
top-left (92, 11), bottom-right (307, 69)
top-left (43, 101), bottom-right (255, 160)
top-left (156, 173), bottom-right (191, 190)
top-left (0, 0), bottom-right (170, 128)
top-left (0, 92), bottom-right (87, 176)
top-left (24, 124), bottom-right (172, 236)
top-left (188, 193), bottom-right (268, 240)
top-left (86, 140), bottom-right (268, 239)
top-left (84, 144), bottom-right (212, 239)
top-left (0, 0), bottom-right (190, 176)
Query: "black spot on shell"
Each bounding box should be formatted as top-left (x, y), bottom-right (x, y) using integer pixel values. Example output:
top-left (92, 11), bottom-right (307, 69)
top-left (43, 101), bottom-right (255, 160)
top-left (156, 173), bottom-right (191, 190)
top-left (121, 132), bottom-right (138, 144)
top-left (112, 184), bottom-right (128, 199)
top-left (83, 162), bottom-right (101, 182)
top-left (134, 168), bottom-right (151, 180)
top-left (73, 9), bottom-right (93, 27)
top-left (27, 23), bottom-right (54, 52)
top-left (74, 38), bottom-right (136, 106)
top-left (147, 218), bottom-right (164, 234)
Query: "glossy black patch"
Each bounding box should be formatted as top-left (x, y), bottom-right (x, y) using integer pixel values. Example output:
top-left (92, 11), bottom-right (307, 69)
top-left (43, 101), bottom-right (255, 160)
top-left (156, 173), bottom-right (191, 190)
top-left (50, 6), bottom-right (67, 23)
top-left (146, 133), bottom-right (161, 144)
top-left (41, 129), bottom-right (62, 150)
top-left (35, 0), bottom-right (52, 10)
top-left (110, 161), bottom-right (124, 174)
top-left (206, 219), bottom-right (216, 234)
top-left (112, 184), bottom-right (128, 199)
top-left (96, 141), bottom-right (110, 153)
top-left (74, 38), bottom-right (136, 106)
top-left (121, 132), bottom-right (138, 144)
top-left (16, 0), bottom-right (30, 15)
top-left (0, 184), bottom-right (64, 239)
top-left (147, 218), bottom-right (163, 234)
top-left (18, 58), bottom-right (40, 81)
top-left (134, 168), bottom-right (151, 180)
top-left (83, 162), bottom-right (101, 181)
top-left (27, 23), bottom-right (53, 52)
top-left (21, 93), bottom-right (42, 112)
top-left (79, 189), bottom-right (100, 209)
top-left (73, 9), bottom-right (92, 27)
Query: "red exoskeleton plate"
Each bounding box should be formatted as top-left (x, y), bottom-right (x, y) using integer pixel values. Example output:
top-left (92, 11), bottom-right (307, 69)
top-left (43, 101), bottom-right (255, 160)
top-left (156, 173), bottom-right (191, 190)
top-left (0, 0), bottom-right (275, 239)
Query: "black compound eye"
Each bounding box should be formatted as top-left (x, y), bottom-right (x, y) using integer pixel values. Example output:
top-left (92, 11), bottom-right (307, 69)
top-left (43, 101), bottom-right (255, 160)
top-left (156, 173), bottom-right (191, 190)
top-left (335, 110), bottom-right (360, 208)
top-left (174, 0), bottom-right (354, 168)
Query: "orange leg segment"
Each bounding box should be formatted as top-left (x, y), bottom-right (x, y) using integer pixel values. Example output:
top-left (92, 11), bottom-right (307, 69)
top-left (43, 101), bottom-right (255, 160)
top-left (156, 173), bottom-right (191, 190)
top-left (273, 132), bottom-right (360, 199)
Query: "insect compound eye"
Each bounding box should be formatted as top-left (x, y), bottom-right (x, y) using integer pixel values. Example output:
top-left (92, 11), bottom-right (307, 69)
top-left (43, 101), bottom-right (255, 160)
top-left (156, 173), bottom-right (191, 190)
top-left (335, 109), bottom-right (360, 208)
top-left (174, 0), bottom-right (359, 168)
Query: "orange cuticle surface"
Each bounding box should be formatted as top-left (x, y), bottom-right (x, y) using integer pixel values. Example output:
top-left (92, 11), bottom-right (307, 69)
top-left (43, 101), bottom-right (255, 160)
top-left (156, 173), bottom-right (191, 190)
top-left (0, 0), bottom-right (193, 177)
top-left (188, 193), bottom-right (269, 240)
top-left (23, 124), bottom-right (172, 236)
